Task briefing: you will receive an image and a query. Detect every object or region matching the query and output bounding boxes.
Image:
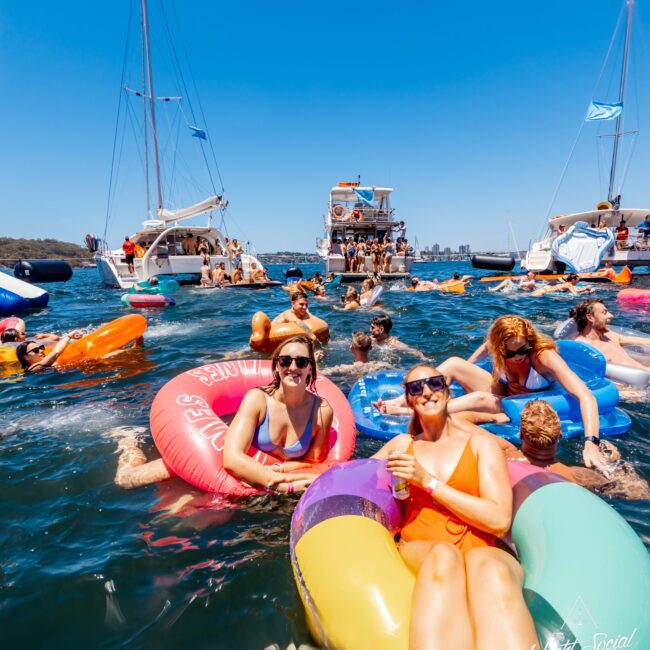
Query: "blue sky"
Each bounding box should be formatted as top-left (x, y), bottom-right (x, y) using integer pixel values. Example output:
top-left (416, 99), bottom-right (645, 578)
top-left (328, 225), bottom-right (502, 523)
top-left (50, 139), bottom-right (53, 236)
top-left (1, 0), bottom-right (649, 253)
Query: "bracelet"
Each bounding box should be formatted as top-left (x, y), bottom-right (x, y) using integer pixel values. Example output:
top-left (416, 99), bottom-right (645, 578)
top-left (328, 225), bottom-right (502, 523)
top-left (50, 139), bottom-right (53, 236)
top-left (286, 481), bottom-right (294, 494)
top-left (584, 436), bottom-right (601, 447)
top-left (424, 476), bottom-right (439, 496)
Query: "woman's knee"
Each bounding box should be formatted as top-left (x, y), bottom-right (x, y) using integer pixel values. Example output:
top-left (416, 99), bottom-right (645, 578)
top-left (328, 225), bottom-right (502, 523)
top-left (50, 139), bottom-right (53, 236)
top-left (466, 551), bottom-right (522, 604)
top-left (421, 543), bottom-right (464, 583)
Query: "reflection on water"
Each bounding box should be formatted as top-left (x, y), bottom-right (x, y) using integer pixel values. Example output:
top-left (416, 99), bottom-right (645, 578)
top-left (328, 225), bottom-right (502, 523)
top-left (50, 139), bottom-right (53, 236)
top-left (0, 265), bottom-right (648, 648)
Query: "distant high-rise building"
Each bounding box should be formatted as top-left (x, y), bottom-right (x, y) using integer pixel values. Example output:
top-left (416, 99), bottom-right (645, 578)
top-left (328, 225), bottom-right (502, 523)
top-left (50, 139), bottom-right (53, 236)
top-left (424, 245), bottom-right (431, 253)
top-left (458, 244), bottom-right (472, 255)
top-left (432, 243), bottom-right (440, 255)
top-left (443, 247), bottom-right (451, 255)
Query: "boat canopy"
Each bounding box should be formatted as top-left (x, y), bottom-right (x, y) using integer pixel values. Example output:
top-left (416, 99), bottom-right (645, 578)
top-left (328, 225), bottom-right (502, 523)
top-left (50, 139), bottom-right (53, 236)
top-left (548, 208), bottom-right (650, 230)
top-left (157, 195), bottom-right (228, 225)
top-left (329, 186), bottom-right (392, 203)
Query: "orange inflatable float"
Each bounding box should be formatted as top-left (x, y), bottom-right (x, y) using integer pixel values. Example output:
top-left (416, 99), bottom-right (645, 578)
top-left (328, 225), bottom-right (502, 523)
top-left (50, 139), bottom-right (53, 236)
top-left (52, 314), bottom-right (147, 366)
top-left (282, 280), bottom-right (316, 295)
top-left (150, 359), bottom-right (356, 495)
top-left (249, 311), bottom-right (329, 353)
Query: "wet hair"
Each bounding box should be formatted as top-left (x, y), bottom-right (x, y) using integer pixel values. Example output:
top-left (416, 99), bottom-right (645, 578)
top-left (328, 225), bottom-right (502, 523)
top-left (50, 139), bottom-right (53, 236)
top-left (16, 341), bottom-right (41, 370)
top-left (486, 315), bottom-right (556, 383)
top-left (291, 290), bottom-right (309, 303)
top-left (411, 277), bottom-right (419, 286)
top-left (570, 299), bottom-right (604, 332)
top-left (262, 336), bottom-right (317, 395)
top-left (1, 328), bottom-right (21, 343)
top-left (371, 315), bottom-right (392, 335)
top-left (403, 364), bottom-right (450, 439)
top-left (564, 273), bottom-right (579, 282)
top-left (346, 289), bottom-right (359, 301)
top-left (149, 276), bottom-right (159, 285)
top-left (351, 331), bottom-right (372, 351)
top-left (519, 400), bottom-right (562, 448)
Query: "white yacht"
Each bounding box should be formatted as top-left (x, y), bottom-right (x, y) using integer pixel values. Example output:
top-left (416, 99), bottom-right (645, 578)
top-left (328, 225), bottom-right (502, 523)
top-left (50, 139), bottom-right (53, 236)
top-left (94, 0), bottom-right (265, 288)
top-left (524, 0), bottom-right (650, 273)
top-left (316, 182), bottom-right (413, 281)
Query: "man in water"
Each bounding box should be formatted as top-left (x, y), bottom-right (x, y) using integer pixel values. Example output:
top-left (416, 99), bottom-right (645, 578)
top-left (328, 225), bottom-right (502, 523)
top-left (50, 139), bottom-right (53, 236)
top-left (571, 299), bottom-right (650, 370)
top-left (271, 291), bottom-right (319, 341)
top-left (489, 271), bottom-right (537, 293)
top-left (320, 332), bottom-right (391, 378)
top-left (409, 277), bottom-right (438, 292)
top-left (531, 273), bottom-right (593, 297)
top-left (370, 315), bottom-right (426, 359)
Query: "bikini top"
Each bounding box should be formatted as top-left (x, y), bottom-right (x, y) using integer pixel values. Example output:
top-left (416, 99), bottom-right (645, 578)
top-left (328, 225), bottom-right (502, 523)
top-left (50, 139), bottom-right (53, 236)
top-left (251, 391), bottom-right (318, 459)
top-left (500, 359), bottom-right (553, 394)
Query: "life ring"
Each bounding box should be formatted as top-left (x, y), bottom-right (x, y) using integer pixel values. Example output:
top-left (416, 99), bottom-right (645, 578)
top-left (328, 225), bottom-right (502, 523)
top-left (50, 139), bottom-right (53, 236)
top-left (349, 210), bottom-right (363, 222)
top-left (290, 459), bottom-right (650, 649)
top-left (331, 205), bottom-right (347, 220)
top-left (149, 359), bottom-right (356, 495)
top-left (134, 245), bottom-right (145, 258)
top-left (596, 201), bottom-right (613, 211)
top-left (122, 294), bottom-right (175, 308)
top-left (249, 311), bottom-right (329, 353)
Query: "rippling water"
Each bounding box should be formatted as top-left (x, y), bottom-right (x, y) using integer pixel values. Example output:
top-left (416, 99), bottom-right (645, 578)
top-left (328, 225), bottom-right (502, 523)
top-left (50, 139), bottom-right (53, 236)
top-left (1, 263), bottom-right (648, 648)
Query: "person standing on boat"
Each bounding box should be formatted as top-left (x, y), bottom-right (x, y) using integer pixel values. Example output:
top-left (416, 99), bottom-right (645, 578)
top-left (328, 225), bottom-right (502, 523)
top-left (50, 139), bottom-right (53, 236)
top-left (199, 259), bottom-right (212, 287)
top-left (615, 219), bottom-right (629, 249)
top-left (122, 236), bottom-right (136, 274)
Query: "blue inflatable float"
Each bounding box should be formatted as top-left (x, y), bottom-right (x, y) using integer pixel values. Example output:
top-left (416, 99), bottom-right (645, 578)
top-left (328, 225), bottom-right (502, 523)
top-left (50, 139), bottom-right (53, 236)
top-left (348, 341), bottom-right (631, 441)
top-left (0, 272), bottom-right (49, 316)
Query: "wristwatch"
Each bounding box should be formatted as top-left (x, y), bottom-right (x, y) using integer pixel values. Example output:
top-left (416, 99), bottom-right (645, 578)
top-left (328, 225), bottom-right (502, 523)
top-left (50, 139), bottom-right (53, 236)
top-left (584, 435), bottom-right (601, 446)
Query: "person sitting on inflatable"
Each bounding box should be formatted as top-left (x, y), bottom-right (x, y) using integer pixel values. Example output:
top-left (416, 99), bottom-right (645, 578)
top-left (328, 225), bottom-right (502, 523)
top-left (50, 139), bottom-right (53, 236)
top-left (222, 336), bottom-right (333, 494)
top-left (531, 273), bottom-right (593, 297)
top-left (271, 291), bottom-right (319, 341)
top-left (373, 364), bottom-right (539, 650)
top-left (375, 315), bottom-right (608, 470)
top-left (595, 261), bottom-right (617, 280)
top-left (133, 277), bottom-right (159, 292)
top-left (249, 262), bottom-right (269, 283)
top-left (489, 271), bottom-right (537, 293)
top-left (16, 331), bottom-right (82, 372)
top-left (572, 299), bottom-right (650, 370)
top-left (115, 337), bottom-right (333, 492)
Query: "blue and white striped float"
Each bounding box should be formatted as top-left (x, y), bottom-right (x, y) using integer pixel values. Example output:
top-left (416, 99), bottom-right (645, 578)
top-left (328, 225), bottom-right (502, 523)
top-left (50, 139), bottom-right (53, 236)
top-left (0, 272), bottom-right (49, 315)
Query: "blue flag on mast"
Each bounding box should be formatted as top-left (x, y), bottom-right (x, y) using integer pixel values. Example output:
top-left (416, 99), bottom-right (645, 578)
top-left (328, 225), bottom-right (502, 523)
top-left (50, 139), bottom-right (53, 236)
top-left (585, 101), bottom-right (623, 121)
top-left (189, 125), bottom-right (207, 140)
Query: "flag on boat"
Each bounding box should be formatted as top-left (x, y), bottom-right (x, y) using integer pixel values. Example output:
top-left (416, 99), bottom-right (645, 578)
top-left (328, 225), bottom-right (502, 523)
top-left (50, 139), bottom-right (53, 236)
top-left (353, 188), bottom-right (375, 206)
top-left (585, 101), bottom-right (623, 121)
top-left (188, 125), bottom-right (207, 140)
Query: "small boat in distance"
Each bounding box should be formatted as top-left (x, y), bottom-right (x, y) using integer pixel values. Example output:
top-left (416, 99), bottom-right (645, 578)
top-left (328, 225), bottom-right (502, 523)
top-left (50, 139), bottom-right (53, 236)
top-left (316, 182), bottom-right (413, 281)
top-left (413, 237), bottom-right (425, 263)
top-left (524, 0), bottom-right (650, 273)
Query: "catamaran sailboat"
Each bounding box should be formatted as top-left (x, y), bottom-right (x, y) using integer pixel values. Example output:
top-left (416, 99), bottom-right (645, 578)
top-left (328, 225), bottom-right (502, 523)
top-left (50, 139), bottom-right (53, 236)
top-left (524, 0), bottom-right (650, 274)
top-left (95, 0), bottom-right (264, 288)
top-left (316, 182), bottom-right (413, 281)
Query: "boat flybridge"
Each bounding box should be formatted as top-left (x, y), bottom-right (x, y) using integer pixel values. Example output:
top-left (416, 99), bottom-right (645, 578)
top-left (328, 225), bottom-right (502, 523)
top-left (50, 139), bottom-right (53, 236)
top-left (524, 0), bottom-right (650, 274)
top-left (316, 182), bottom-right (413, 281)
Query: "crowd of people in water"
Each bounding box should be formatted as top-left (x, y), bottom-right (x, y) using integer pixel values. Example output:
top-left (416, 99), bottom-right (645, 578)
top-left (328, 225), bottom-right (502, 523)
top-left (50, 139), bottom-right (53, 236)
top-left (4, 261), bottom-right (649, 650)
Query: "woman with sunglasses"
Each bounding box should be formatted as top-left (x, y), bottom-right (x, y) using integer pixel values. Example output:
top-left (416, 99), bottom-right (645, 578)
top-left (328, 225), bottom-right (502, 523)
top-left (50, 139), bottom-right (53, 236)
top-left (373, 364), bottom-right (538, 649)
top-left (376, 315), bottom-right (605, 470)
top-left (115, 336), bottom-right (333, 492)
top-left (15, 331), bottom-right (81, 372)
top-left (223, 336), bottom-right (333, 493)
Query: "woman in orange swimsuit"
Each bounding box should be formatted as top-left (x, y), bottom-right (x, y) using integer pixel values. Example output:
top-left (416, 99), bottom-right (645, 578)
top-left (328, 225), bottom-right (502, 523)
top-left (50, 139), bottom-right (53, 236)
top-left (373, 364), bottom-right (538, 650)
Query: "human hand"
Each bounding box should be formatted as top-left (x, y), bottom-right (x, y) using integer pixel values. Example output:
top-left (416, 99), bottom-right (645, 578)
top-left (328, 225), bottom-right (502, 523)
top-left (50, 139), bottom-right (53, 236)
top-left (68, 329), bottom-right (83, 340)
top-left (314, 350), bottom-right (325, 362)
top-left (372, 399), bottom-right (387, 414)
top-left (386, 451), bottom-right (430, 488)
top-left (583, 441), bottom-right (608, 472)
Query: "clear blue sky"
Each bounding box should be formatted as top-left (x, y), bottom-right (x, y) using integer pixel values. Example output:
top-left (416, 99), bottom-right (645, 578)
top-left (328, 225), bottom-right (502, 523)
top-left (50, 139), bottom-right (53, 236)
top-left (1, 0), bottom-right (649, 253)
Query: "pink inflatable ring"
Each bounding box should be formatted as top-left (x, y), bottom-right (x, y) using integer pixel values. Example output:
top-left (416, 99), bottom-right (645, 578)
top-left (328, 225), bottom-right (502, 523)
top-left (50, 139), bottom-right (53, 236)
top-left (150, 359), bottom-right (356, 495)
top-left (617, 288), bottom-right (650, 304)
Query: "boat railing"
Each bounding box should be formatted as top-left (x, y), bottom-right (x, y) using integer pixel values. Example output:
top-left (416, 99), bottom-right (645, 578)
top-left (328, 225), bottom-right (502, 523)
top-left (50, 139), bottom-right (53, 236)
top-left (329, 205), bottom-right (395, 224)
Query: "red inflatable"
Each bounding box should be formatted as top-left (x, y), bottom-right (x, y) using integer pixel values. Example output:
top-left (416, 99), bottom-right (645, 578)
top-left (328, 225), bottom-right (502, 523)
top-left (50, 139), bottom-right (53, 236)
top-left (150, 359), bottom-right (356, 495)
top-left (617, 288), bottom-right (650, 305)
top-left (0, 317), bottom-right (21, 334)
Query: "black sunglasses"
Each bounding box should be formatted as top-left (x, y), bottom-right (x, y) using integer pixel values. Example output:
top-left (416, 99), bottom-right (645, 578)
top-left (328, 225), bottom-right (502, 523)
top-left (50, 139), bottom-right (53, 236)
top-left (27, 345), bottom-right (45, 355)
top-left (404, 375), bottom-right (447, 396)
top-left (505, 345), bottom-right (532, 359)
top-left (277, 355), bottom-right (311, 369)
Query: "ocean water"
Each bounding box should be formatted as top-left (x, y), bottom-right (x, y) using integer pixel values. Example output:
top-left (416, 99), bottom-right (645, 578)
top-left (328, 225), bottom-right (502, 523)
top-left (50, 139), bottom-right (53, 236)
top-left (1, 263), bottom-right (648, 649)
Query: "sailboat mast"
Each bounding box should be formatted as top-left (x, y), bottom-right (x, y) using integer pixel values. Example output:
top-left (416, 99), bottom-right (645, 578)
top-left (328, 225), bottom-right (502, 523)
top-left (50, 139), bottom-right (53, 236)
top-left (608, 0), bottom-right (633, 205)
top-left (141, 0), bottom-right (164, 213)
top-left (140, 21), bottom-right (151, 217)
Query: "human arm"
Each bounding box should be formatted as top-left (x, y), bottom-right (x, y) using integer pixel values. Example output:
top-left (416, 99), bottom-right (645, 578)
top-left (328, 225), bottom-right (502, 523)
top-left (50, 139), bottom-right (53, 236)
top-left (617, 332), bottom-right (650, 347)
top-left (222, 390), bottom-right (317, 493)
top-left (537, 349), bottom-right (606, 470)
top-left (387, 436), bottom-right (512, 536)
top-left (28, 335), bottom-right (74, 371)
top-left (370, 433), bottom-right (412, 459)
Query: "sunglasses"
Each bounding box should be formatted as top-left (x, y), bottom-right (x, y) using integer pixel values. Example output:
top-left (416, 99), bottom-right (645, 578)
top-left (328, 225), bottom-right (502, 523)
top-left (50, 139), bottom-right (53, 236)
top-left (505, 345), bottom-right (532, 359)
top-left (404, 375), bottom-right (447, 396)
top-left (277, 355), bottom-right (311, 369)
top-left (27, 345), bottom-right (45, 355)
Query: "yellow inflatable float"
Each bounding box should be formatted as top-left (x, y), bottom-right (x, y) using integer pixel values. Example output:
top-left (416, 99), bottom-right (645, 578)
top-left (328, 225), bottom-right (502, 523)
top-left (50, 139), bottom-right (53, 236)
top-left (249, 311), bottom-right (329, 353)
